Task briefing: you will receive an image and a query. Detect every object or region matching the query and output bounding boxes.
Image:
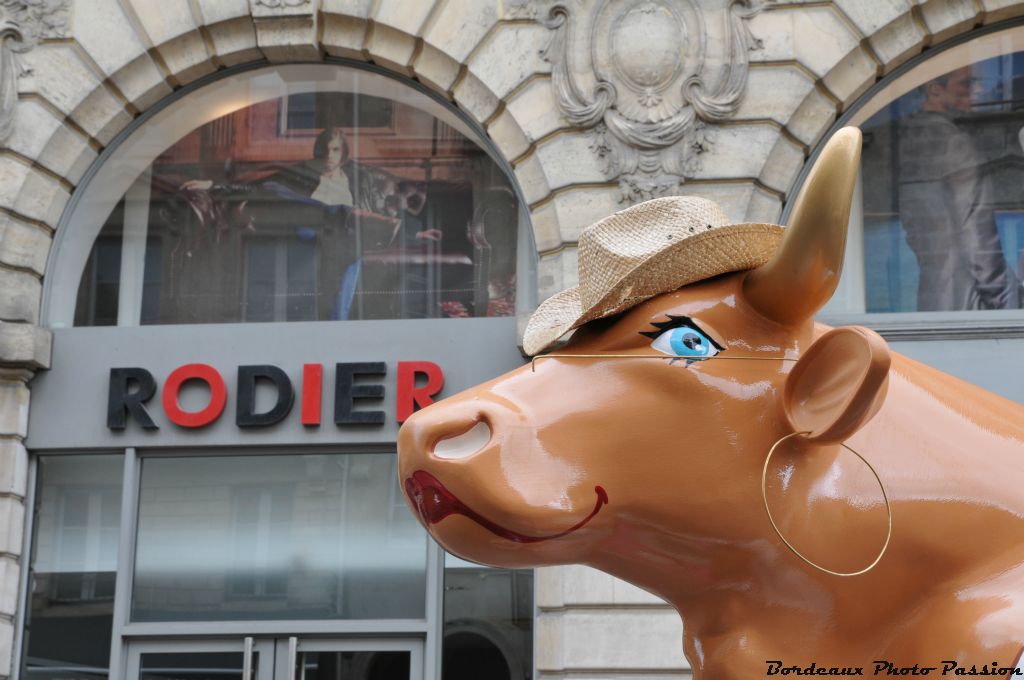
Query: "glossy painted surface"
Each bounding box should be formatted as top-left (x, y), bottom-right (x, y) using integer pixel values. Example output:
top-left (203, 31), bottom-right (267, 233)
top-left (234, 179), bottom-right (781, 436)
top-left (397, 129), bottom-right (1024, 677)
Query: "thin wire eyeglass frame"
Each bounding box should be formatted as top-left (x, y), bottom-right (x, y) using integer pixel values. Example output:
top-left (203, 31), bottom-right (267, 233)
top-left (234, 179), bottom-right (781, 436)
top-left (530, 353), bottom-right (799, 372)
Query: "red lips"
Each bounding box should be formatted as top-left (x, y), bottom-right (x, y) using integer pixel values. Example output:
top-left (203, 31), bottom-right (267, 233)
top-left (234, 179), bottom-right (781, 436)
top-left (405, 470), bottom-right (608, 544)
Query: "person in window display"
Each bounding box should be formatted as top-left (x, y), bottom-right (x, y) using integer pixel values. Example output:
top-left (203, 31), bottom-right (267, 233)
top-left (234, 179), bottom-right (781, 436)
top-left (180, 126), bottom-right (441, 319)
top-left (896, 67), bottom-right (1021, 310)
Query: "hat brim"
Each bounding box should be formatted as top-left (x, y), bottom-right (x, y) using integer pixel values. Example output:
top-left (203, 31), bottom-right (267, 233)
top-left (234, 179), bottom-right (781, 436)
top-left (522, 223), bottom-right (784, 356)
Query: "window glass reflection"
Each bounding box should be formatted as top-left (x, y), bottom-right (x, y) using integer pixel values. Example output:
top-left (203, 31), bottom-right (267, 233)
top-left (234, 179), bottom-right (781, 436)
top-left (861, 52), bottom-right (1024, 312)
top-left (139, 652), bottom-right (253, 680)
top-left (296, 651), bottom-right (409, 680)
top-left (72, 71), bottom-right (523, 326)
top-left (131, 453), bottom-right (426, 621)
top-left (23, 455), bottom-right (123, 680)
top-left (442, 553), bottom-right (532, 680)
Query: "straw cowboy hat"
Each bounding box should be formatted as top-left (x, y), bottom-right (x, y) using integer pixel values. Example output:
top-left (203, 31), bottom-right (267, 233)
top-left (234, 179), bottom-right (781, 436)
top-left (522, 196), bottom-right (784, 356)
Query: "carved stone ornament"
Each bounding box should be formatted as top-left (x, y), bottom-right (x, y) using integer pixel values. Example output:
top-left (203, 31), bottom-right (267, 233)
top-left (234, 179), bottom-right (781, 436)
top-left (0, 0), bottom-right (70, 142)
top-left (540, 0), bottom-right (765, 203)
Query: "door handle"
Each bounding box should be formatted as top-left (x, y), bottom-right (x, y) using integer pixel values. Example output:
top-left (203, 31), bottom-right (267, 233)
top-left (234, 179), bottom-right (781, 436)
top-left (242, 637), bottom-right (253, 680)
top-left (287, 636), bottom-right (298, 680)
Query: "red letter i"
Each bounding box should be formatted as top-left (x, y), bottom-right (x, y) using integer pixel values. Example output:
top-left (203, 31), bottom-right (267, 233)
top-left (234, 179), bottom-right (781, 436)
top-left (301, 363), bottom-right (323, 426)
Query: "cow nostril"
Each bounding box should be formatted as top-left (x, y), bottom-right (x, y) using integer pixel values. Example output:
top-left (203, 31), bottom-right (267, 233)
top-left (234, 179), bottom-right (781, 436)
top-left (433, 421), bottom-right (491, 460)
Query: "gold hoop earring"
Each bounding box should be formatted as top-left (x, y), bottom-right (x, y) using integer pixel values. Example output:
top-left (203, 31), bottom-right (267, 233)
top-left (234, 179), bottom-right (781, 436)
top-left (761, 431), bottom-right (892, 577)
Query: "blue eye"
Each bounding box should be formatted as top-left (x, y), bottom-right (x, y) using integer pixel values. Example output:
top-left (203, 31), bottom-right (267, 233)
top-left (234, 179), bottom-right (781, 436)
top-left (650, 325), bottom-right (720, 359)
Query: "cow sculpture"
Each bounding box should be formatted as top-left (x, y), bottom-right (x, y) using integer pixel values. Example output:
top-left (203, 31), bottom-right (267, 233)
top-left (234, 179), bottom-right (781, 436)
top-left (398, 127), bottom-right (1024, 677)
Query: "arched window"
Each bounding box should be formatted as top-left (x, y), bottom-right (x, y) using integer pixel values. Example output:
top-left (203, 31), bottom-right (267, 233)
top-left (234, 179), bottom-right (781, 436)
top-left (45, 63), bottom-right (534, 327)
top-left (793, 24), bottom-right (1024, 320)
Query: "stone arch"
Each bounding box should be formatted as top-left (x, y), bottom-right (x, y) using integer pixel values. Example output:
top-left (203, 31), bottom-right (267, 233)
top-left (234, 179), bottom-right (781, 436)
top-left (0, 0), bottom-right (570, 339)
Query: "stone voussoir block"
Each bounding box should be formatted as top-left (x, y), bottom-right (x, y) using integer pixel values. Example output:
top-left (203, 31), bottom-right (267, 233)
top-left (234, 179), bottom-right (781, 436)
top-left (412, 42), bottom-right (461, 94)
top-left (320, 0), bottom-right (375, 16)
top-left (71, 0), bottom-right (150, 75)
top-left (690, 124), bottom-right (779, 180)
top-left (422, 0), bottom-right (499, 64)
top-left (195, 0), bottom-right (251, 25)
top-left (452, 70), bottom-right (500, 125)
top-left (0, 555), bottom-right (20, 619)
top-left (0, 216), bottom-right (51, 276)
top-left (786, 88), bottom-right (838, 148)
top-left (70, 87), bottom-right (135, 147)
top-left (514, 153), bottom-right (551, 207)
top-left (528, 202), bottom-right (561, 253)
top-left (127, 0), bottom-right (200, 45)
top-left (746, 186), bottom-right (784, 223)
top-left (18, 44), bottom-right (103, 117)
top-left (758, 135), bottom-right (807, 196)
top-left (374, 0), bottom-right (437, 37)
top-left (505, 77), bottom-right (563, 144)
top-left (0, 161), bottom-right (68, 228)
top-left (366, 23), bottom-right (417, 75)
top-left (0, 323), bottom-right (50, 370)
top-left (0, 617), bottom-right (12, 676)
top-left (0, 441), bottom-right (28, 500)
top-left (833, 0), bottom-right (909, 38)
top-left (748, 6), bottom-right (860, 78)
top-left (533, 132), bottom-right (607, 192)
top-left (466, 23), bottom-right (551, 102)
top-left (321, 14), bottom-right (370, 61)
top-left (536, 250), bottom-right (567, 301)
top-left (559, 246), bottom-right (578, 289)
top-left (109, 54), bottom-right (174, 111)
top-left (0, 376), bottom-right (30, 438)
top-left (821, 45), bottom-right (879, 109)
top-left (15, 170), bottom-right (70, 229)
top-left (253, 12), bottom-right (322, 62)
top-left (0, 496), bottom-right (25, 555)
top-left (486, 109), bottom-right (531, 164)
top-left (919, 0), bottom-right (979, 43)
top-left (6, 100), bottom-right (61, 164)
top-left (205, 17), bottom-right (263, 66)
top-left (980, 0), bottom-right (1024, 23)
top-left (735, 66), bottom-right (815, 129)
top-left (38, 124), bottom-right (99, 187)
top-left (156, 32), bottom-right (218, 85)
top-left (0, 270), bottom-right (42, 326)
top-left (868, 13), bottom-right (927, 75)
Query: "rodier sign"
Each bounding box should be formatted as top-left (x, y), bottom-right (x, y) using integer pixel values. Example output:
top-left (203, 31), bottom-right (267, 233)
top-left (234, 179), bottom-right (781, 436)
top-left (107, 361), bottom-right (444, 430)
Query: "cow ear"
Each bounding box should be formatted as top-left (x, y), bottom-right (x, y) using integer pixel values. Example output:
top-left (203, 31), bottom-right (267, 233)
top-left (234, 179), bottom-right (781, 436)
top-left (782, 326), bottom-right (891, 445)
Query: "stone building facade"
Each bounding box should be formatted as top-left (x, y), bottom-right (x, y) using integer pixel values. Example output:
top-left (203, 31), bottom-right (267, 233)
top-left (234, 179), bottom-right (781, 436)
top-left (2, 0), bottom-right (1024, 678)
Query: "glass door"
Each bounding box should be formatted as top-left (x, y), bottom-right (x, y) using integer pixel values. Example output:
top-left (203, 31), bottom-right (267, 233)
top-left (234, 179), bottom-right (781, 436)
top-left (274, 638), bottom-right (423, 680)
top-left (125, 638), bottom-right (422, 680)
top-left (126, 638), bottom-right (275, 680)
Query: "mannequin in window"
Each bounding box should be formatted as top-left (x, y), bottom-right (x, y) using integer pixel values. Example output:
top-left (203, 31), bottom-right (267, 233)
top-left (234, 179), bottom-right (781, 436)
top-left (896, 67), bottom-right (1020, 310)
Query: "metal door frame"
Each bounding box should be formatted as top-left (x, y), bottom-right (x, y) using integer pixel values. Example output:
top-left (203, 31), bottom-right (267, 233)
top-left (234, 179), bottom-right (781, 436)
top-left (274, 637), bottom-right (424, 680)
top-left (124, 637), bottom-right (276, 680)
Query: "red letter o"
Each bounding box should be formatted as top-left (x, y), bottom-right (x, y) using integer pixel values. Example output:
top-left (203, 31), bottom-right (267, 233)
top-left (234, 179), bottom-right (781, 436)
top-left (162, 364), bottom-right (227, 428)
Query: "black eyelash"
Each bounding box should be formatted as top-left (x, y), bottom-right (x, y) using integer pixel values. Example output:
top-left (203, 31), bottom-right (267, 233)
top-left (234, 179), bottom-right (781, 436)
top-left (638, 315), bottom-right (724, 351)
